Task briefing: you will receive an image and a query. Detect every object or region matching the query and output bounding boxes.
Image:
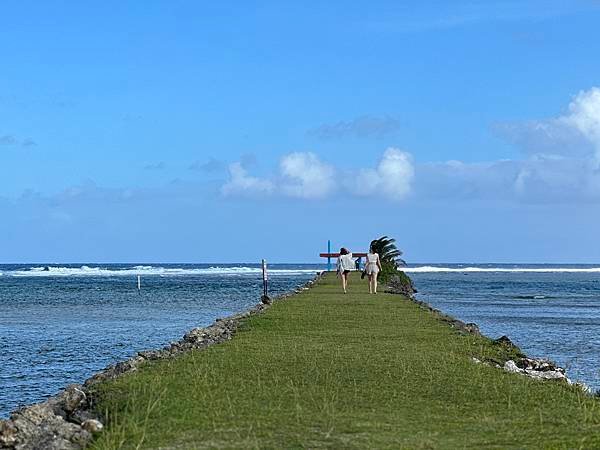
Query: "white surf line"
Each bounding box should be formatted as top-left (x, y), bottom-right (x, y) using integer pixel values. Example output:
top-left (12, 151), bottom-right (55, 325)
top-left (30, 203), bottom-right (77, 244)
top-left (403, 266), bottom-right (600, 273)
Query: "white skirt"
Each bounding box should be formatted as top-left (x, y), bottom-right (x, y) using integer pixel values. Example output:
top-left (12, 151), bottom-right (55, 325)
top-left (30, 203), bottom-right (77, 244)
top-left (365, 263), bottom-right (379, 275)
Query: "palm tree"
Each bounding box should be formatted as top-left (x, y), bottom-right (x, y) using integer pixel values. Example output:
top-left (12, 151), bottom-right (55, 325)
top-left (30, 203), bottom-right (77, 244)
top-left (370, 236), bottom-right (406, 267)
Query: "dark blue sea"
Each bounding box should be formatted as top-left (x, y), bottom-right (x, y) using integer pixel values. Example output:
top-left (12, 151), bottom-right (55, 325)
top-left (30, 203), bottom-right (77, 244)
top-left (1, 263), bottom-right (600, 418)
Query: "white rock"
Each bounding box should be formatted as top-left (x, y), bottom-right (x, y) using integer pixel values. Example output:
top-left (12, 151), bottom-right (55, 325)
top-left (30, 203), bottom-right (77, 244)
top-left (503, 360), bottom-right (522, 374)
top-left (525, 369), bottom-right (566, 380)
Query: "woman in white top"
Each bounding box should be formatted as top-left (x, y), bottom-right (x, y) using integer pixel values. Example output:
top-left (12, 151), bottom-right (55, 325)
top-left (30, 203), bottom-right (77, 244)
top-left (365, 241), bottom-right (383, 294)
top-left (337, 247), bottom-right (354, 294)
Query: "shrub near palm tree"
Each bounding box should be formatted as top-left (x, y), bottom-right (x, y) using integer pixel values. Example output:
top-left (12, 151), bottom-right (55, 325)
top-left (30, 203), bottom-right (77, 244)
top-left (370, 235), bottom-right (403, 282)
top-left (369, 236), bottom-right (416, 296)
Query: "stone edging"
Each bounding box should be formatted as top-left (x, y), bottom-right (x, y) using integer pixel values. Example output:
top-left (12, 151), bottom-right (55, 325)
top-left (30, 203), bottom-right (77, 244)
top-left (0, 273), bottom-right (323, 450)
top-left (387, 279), bottom-right (591, 392)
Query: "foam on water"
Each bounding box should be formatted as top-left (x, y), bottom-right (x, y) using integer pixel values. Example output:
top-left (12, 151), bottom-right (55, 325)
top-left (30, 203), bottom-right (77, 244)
top-left (0, 265), bottom-right (321, 277)
top-left (0, 265), bottom-right (320, 417)
top-left (2, 263), bottom-right (600, 417)
top-left (403, 266), bottom-right (600, 273)
top-left (3, 265), bottom-right (600, 277)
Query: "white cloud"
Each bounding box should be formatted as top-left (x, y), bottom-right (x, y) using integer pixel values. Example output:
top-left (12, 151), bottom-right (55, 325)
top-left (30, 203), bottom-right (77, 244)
top-left (511, 155), bottom-right (600, 201)
top-left (560, 87), bottom-right (600, 163)
top-left (220, 162), bottom-right (274, 197)
top-left (417, 153), bottom-right (600, 203)
top-left (279, 152), bottom-right (335, 199)
top-left (470, 86), bottom-right (600, 201)
top-left (377, 148), bottom-right (415, 198)
top-left (494, 87), bottom-right (600, 162)
top-left (353, 148), bottom-right (414, 200)
top-left (220, 149), bottom-right (414, 201)
top-left (492, 120), bottom-right (592, 158)
top-left (219, 86), bottom-right (600, 203)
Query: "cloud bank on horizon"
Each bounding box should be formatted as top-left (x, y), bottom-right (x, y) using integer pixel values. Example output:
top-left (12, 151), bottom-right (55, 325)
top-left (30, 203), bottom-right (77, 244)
top-left (3, 86), bottom-right (599, 207)
top-left (2, 0), bottom-right (600, 263)
top-left (219, 87), bottom-right (600, 203)
top-left (221, 148), bottom-right (414, 200)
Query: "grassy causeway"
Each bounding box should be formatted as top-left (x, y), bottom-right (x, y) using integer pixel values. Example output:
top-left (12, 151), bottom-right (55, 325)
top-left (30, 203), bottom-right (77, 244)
top-left (91, 272), bottom-right (600, 449)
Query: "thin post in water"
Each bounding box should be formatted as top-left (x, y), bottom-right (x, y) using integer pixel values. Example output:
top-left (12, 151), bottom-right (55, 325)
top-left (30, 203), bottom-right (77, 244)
top-left (137, 275), bottom-right (141, 291)
top-left (261, 259), bottom-right (270, 304)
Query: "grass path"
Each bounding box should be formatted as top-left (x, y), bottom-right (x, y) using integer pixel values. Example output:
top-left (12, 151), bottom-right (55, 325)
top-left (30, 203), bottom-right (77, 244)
top-left (91, 273), bottom-right (600, 449)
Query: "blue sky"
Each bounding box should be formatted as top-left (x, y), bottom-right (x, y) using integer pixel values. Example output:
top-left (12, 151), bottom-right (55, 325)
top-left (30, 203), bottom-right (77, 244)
top-left (2, 0), bottom-right (600, 263)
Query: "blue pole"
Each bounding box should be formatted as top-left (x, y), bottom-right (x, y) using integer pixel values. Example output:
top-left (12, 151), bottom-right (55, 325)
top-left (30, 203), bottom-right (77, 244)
top-left (327, 239), bottom-right (331, 271)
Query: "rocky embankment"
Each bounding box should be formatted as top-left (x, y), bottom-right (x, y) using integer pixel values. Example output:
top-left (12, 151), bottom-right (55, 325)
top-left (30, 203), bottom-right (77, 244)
top-left (0, 276), bottom-right (322, 450)
top-left (1, 271), bottom-right (590, 449)
top-left (385, 271), bottom-right (584, 388)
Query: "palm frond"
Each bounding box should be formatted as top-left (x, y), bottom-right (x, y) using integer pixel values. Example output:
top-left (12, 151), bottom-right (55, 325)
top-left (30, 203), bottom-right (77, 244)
top-left (370, 235), bottom-right (404, 267)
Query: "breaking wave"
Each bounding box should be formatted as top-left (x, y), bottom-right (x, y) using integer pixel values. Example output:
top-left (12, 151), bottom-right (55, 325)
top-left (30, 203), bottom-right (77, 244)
top-left (403, 266), bottom-right (600, 273)
top-left (0, 265), bottom-right (321, 277)
top-left (3, 264), bottom-right (600, 277)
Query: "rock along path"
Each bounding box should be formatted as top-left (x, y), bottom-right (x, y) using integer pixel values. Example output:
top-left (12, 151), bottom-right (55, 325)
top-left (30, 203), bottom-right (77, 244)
top-left (5, 272), bottom-right (600, 449)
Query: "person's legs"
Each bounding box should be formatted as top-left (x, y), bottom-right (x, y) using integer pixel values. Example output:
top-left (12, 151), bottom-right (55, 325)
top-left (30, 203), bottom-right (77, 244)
top-left (341, 271), bottom-right (348, 293)
top-left (367, 274), bottom-right (373, 293)
top-left (373, 272), bottom-right (379, 294)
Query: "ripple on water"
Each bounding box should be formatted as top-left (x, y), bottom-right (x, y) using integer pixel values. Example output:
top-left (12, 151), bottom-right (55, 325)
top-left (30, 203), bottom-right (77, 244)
top-left (411, 269), bottom-right (600, 392)
top-left (0, 265), bottom-right (320, 418)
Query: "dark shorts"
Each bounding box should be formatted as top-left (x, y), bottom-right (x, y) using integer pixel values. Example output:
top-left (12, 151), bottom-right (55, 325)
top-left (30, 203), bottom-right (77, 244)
top-left (343, 270), bottom-right (350, 275)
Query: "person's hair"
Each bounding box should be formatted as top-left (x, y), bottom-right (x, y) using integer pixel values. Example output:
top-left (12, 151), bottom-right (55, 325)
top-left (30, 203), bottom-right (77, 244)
top-left (340, 247), bottom-right (349, 255)
top-left (369, 241), bottom-right (377, 253)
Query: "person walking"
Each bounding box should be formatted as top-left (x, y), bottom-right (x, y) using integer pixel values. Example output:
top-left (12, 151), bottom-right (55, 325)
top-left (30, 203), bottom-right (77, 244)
top-left (365, 241), bottom-right (383, 294)
top-left (337, 248), bottom-right (354, 294)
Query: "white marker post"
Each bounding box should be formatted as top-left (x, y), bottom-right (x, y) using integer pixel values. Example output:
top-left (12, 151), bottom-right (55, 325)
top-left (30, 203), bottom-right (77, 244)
top-left (137, 275), bottom-right (141, 291)
top-left (261, 259), bottom-right (270, 304)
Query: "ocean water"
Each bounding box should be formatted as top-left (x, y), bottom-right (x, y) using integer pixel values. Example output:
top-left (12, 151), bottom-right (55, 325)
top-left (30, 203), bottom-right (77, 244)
top-left (2, 263), bottom-right (600, 419)
top-left (0, 264), bottom-right (320, 418)
top-left (407, 264), bottom-right (600, 391)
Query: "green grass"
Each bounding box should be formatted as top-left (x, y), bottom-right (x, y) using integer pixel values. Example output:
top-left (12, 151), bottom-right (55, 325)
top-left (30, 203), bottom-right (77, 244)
top-left (90, 273), bottom-right (600, 449)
